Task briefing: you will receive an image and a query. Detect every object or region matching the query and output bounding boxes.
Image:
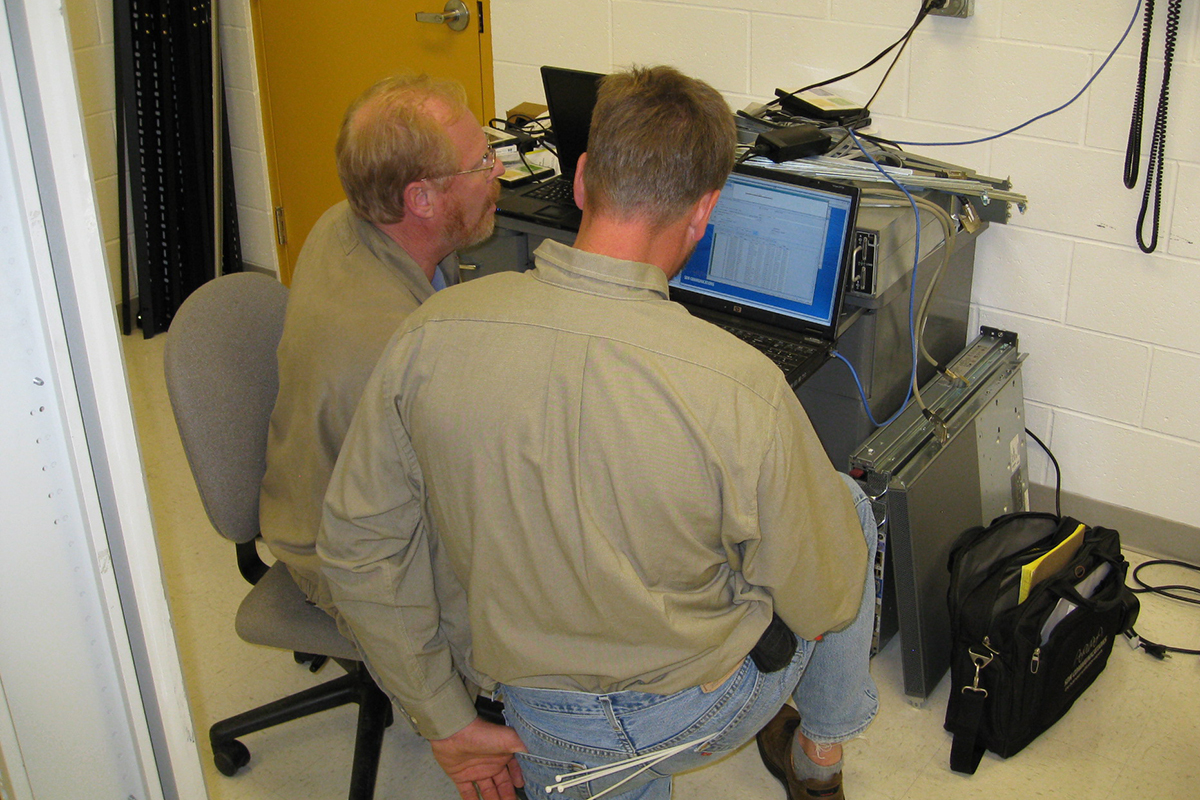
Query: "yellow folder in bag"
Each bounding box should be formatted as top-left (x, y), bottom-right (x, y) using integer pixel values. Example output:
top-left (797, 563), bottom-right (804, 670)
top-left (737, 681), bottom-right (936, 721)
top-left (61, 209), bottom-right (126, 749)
top-left (1019, 523), bottom-right (1086, 604)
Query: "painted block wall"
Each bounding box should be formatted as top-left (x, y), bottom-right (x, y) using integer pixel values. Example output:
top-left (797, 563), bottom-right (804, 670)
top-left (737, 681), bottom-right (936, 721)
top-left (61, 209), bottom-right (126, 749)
top-left (62, 0), bottom-right (121, 296)
top-left (491, 0), bottom-right (1200, 532)
top-left (216, 0), bottom-right (278, 275)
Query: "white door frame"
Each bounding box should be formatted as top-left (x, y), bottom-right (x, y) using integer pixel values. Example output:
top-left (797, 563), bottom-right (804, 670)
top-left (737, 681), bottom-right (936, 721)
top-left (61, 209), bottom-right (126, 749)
top-left (0, 2), bottom-right (206, 797)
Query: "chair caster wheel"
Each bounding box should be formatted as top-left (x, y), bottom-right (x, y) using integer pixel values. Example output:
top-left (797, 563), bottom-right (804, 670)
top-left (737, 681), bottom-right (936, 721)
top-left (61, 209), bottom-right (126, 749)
top-left (294, 651), bottom-right (328, 672)
top-left (213, 739), bottom-right (251, 776)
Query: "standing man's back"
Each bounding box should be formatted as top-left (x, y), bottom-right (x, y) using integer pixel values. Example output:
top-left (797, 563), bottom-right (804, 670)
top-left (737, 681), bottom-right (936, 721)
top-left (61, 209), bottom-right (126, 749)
top-left (391, 258), bottom-right (864, 691)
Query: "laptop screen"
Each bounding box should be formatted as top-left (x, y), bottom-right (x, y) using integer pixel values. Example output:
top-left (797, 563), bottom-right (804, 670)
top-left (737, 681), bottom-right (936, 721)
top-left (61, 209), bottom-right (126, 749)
top-left (669, 164), bottom-right (859, 338)
top-left (540, 66), bottom-right (603, 180)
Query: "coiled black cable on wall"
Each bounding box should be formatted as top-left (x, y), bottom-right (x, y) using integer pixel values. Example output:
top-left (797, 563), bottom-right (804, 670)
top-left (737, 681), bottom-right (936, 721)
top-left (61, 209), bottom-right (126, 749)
top-left (1123, 0), bottom-right (1182, 254)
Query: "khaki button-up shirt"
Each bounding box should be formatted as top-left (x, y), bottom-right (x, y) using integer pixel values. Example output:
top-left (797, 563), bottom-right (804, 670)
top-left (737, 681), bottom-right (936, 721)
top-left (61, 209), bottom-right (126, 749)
top-left (260, 201), bottom-right (458, 599)
top-left (319, 239), bottom-right (866, 739)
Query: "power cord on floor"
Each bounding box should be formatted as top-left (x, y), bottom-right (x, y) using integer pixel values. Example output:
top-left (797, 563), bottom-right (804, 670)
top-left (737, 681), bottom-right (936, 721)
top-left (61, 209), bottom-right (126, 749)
top-left (1022, 428), bottom-right (1198, 659)
top-left (1127, 559), bottom-right (1200, 658)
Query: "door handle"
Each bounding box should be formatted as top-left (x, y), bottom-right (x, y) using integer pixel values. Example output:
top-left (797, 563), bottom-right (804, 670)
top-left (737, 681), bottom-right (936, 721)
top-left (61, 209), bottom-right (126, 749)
top-left (416, 0), bottom-right (470, 32)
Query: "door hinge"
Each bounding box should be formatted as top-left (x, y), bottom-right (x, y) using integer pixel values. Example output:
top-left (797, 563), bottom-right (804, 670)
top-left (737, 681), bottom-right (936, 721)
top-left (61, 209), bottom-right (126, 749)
top-left (274, 206), bottom-right (287, 246)
top-left (477, 1), bottom-right (484, 33)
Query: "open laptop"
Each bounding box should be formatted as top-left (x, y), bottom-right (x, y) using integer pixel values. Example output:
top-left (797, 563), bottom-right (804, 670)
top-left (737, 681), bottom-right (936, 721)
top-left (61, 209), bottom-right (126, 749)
top-left (495, 66), bottom-right (602, 232)
top-left (669, 163), bottom-right (860, 387)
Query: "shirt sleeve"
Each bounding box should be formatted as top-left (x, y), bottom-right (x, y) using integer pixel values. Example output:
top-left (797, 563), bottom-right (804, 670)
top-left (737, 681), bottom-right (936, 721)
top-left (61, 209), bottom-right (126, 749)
top-left (741, 388), bottom-right (867, 641)
top-left (317, 348), bottom-right (477, 740)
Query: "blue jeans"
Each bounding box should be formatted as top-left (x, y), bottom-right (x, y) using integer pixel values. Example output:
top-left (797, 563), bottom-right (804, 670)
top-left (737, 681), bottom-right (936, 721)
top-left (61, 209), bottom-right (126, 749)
top-left (500, 474), bottom-right (879, 800)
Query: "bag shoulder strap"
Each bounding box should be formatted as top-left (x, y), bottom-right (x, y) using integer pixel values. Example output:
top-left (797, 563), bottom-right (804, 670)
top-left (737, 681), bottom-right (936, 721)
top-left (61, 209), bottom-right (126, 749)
top-left (949, 684), bottom-right (988, 774)
top-left (948, 643), bottom-right (997, 774)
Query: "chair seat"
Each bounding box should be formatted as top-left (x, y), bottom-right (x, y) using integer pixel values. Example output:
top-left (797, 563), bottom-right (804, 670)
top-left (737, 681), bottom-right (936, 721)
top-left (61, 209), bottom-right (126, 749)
top-left (235, 562), bottom-right (360, 661)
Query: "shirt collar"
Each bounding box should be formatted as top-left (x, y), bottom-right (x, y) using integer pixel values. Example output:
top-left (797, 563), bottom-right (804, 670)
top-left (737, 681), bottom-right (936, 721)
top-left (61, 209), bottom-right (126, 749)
top-left (340, 203), bottom-right (460, 298)
top-left (532, 239), bottom-right (670, 301)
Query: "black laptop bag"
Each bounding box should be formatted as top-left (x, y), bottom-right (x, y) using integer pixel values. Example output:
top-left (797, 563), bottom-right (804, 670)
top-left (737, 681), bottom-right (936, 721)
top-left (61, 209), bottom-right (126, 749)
top-left (943, 513), bottom-right (1140, 774)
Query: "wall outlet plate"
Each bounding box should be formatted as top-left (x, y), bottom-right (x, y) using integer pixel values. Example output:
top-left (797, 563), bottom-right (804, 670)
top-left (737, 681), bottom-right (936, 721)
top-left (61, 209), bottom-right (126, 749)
top-left (929, 0), bottom-right (974, 18)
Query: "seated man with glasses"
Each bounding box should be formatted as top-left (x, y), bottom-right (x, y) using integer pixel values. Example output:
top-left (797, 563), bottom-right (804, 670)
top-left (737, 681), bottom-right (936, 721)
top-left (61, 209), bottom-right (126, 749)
top-left (260, 73), bottom-right (503, 630)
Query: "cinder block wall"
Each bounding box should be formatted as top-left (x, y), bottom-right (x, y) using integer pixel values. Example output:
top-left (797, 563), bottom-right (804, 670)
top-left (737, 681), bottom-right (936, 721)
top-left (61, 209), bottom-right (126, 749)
top-left (216, 1), bottom-right (278, 276)
top-left (63, 0), bottom-right (121, 295)
top-left (491, 0), bottom-right (1200, 547)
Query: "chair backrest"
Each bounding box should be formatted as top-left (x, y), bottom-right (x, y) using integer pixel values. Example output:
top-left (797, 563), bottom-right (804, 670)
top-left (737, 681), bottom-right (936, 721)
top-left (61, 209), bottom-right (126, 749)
top-left (163, 272), bottom-right (289, 545)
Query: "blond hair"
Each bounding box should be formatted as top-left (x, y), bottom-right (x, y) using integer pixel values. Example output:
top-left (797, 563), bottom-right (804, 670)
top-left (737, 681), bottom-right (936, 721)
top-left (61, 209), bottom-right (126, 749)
top-left (583, 66), bottom-right (736, 226)
top-left (336, 74), bottom-right (469, 225)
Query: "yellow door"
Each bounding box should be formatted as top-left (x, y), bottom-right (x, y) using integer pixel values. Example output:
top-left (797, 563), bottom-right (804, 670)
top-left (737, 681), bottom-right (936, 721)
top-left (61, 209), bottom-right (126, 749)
top-left (252, 0), bottom-right (495, 283)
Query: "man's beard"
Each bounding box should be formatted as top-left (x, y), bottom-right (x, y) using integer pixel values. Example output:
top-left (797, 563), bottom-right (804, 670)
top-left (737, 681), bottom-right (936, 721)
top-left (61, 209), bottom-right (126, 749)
top-left (448, 180), bottom-right (501, 250)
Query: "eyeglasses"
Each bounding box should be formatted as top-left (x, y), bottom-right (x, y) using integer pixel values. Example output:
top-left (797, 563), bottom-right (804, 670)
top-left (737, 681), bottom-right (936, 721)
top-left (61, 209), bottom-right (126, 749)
top-left (447, 144), bottom-right (497, 178)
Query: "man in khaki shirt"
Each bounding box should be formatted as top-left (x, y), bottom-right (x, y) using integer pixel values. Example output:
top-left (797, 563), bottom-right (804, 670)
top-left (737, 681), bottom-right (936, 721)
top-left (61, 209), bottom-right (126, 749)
top-left (320, 66), bottom-right (878, 800)
top-left (260, 74), bottom-right (503, 619)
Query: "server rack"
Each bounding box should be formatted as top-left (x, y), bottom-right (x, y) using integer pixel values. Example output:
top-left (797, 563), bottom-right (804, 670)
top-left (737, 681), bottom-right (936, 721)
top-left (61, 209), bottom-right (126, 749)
top-left (852, 328), bottom-right (1029, 702)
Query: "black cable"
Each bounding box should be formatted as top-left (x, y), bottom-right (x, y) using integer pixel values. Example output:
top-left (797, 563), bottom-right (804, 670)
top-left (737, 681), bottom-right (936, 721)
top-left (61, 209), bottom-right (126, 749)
top-left (772, 0), bottom-right (934, 110)
top-left (1025, 428), bottom-right (1061, 518)
top-left (1022, 419), bottom-right (1200, 660)
top-left (493, 116), bottom-right (558, 158)
top-left (855, 131), bottom-right (904, 151)
top-left (489, 115), bottom-right (549, 133)
top-left (1128, 559), bottom-right (1200, 657)
top-left (735, 147), bottom-right (760, 165)
top-left (1132, 0), bottom-right (1181, 254)
top-left (488, 117), bottom-right (554, 181)
top-left (516, 147), bottom-right (539, 177)
top-left (862, 11), bottom-right (924, 111)
top-left (1122, 0), bottom-right (1154, 189)
top-left (1130, 560), bottom-right (1200, 605)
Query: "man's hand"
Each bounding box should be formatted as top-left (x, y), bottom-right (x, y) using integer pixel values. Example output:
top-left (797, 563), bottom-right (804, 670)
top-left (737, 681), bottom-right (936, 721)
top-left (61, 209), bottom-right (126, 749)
top-left (430, 716), bottom-right (527, 800)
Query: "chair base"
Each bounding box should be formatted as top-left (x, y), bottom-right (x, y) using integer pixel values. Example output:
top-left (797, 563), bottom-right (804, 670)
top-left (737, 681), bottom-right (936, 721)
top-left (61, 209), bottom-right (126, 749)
top-left (209, 661), bottom-right (393, 799)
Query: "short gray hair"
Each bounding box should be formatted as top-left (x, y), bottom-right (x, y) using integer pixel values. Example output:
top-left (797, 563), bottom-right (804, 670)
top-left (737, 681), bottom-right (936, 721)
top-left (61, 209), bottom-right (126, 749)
top-left (583, 66), bottom-right (736, 226)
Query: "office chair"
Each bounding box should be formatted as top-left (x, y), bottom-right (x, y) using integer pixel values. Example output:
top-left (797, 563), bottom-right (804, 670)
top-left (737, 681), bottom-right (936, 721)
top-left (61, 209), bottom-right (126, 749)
top-left (163, 271), bottom-right (393, 799)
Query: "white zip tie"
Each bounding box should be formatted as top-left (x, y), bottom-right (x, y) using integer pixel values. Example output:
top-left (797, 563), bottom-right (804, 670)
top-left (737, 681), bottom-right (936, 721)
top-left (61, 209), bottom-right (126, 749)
top-left (576, 756), bottom-right (658, 800)
top-left (550, 735), bottom-right (714, 783)
top-left (545, 733), bottom-right (717, 798)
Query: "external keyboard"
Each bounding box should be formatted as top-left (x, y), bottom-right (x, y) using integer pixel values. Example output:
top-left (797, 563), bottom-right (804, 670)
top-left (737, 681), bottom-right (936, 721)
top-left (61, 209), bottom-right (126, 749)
top-left (718, 324), bottom-right (820, 374)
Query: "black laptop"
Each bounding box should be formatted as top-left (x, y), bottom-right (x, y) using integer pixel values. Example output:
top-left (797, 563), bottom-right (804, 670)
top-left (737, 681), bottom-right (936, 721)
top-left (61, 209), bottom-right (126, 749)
top-left (495, 66), bottom-right (602, 232)
top-left (669, 163), bottom-right (860, 387)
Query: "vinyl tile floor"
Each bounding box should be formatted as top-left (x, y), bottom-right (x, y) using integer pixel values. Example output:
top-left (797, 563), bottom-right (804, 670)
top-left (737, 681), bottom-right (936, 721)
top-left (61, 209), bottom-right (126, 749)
top-left (123, 331), bottom-right (1200, 800)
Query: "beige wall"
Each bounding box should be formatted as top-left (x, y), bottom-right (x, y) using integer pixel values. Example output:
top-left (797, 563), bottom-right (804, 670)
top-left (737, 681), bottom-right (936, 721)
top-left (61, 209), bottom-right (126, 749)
top-left (217, 0), bottom-right (277, 275)
top-left (489, 0), bottom-right (1200, 533)
top-left (63, 0), bottom-right (121, 296)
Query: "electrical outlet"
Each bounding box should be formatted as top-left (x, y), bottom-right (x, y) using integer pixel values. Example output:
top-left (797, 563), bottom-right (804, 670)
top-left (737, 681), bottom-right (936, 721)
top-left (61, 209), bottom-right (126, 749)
top-left (929, 0), bottom-right (974, 18)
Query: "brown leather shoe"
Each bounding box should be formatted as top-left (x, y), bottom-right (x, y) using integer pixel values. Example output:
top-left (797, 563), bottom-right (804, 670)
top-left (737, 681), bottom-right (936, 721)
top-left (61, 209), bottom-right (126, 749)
top-left (755, 706), bottom-right (845, 800)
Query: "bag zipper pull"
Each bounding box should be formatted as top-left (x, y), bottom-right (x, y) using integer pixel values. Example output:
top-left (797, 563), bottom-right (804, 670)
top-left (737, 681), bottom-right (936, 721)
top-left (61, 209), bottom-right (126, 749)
top-left (1030, 647), bottom-right (1041, 674)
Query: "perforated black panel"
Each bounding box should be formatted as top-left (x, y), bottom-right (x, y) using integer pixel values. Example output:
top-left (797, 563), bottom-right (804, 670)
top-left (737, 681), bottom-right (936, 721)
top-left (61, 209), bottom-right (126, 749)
top-left (116, 0), bottom-right (242, 337)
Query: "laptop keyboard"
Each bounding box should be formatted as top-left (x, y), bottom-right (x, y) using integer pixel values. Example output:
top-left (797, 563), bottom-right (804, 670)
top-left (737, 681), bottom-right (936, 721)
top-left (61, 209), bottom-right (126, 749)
top-left (527, 176), bottom-right (574, 203)
top-left (717, 324), bottom-right (820, 374)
